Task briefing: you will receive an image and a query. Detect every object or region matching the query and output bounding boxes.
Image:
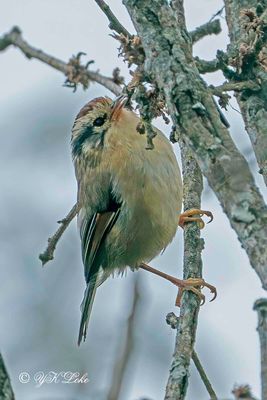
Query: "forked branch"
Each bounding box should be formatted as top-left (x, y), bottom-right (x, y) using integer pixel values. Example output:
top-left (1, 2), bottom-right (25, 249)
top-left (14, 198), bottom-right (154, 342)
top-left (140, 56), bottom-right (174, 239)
top-left (0, 27), bottom-right (121, 95)
top-left (39, 203), bottom-right (80, 266)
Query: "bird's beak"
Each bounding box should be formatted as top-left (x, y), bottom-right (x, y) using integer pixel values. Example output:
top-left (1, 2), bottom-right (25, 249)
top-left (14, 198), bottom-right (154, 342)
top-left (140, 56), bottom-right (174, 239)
top-left (110, 96), bottom-right (127, 122)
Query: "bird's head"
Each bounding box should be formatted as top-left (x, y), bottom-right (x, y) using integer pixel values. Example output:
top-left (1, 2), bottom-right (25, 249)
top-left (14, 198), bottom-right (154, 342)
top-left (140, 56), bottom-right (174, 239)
top-left (71, 96), bottom-right (126, 159)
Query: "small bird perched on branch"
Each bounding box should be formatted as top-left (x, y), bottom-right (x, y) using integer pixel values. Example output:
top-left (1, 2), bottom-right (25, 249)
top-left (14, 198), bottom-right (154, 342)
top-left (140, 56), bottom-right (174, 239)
top-left (71, 96), bottom-right (216, 345)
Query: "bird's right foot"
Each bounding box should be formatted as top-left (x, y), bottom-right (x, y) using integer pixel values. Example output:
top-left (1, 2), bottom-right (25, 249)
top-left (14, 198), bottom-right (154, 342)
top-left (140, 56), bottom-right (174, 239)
top-left (179, 209), bottom-right (213, 229)
top-left (173, 277), bottom-right (217, 307)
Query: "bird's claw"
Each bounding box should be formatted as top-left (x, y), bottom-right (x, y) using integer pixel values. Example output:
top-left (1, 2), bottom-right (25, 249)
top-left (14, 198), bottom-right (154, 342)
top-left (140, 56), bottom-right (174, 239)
top-left (179, 209), bottom-right (213, 229)
top-left (174, 278), bottom-right (217, 307)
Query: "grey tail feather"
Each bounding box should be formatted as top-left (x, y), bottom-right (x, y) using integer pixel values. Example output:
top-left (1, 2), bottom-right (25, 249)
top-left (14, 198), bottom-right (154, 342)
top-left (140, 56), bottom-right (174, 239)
top-left (78, 282), bottom-right (97, 346)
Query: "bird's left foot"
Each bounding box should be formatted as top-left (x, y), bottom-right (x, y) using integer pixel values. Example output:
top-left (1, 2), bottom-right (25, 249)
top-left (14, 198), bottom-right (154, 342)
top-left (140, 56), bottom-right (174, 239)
top-left (179, 209), bottom-right (213, 229)
top-left (173, 277), bottom-right (217, 307)
top-left (139, 263), bottom-right (217, 307)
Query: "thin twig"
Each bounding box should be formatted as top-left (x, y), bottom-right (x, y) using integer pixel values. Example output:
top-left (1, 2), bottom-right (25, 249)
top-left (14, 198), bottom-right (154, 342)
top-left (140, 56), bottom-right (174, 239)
top-left (209, 6), bottom-right (225, 23)
top-left (0, 27), bottom-right (122, 96)
top-left (190, 19), bottom-right (221, 44)
top-left (94, 0), bottom-right (132, 38)
top-left (0, 353), bottom-right (15, 400)
top-left (107, 276), bottom-right (141, 400)
top-left (39, 203), bottom-right (80, 266)
top-left (192, 351), bottom-right (218, 400)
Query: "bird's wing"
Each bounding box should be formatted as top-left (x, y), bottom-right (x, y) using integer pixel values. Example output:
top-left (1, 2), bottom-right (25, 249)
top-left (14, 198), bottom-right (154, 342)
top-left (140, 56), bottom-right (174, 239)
top-left (80, 209), bottom-right (120, 283)
top-left (78, 204), bottom-right (120, 345)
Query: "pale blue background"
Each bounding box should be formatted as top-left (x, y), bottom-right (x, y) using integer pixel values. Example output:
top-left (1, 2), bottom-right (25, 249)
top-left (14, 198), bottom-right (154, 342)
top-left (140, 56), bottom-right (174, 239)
top-left (0, 1), bottom-right (266, 399)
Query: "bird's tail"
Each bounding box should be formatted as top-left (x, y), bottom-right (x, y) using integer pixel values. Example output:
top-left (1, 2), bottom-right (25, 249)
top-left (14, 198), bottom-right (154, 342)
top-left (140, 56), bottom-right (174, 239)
top-left (78, 281), bottom-right (97, 346)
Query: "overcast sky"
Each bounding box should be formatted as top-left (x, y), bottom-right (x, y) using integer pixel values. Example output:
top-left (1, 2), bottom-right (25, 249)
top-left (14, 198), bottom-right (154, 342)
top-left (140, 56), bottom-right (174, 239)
top-left (1, 1), bottom-right (267, 400)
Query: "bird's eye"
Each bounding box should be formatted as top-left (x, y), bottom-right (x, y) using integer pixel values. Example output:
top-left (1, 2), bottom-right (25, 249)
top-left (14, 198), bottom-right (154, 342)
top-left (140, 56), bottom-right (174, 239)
top-left (93, 114), bottom-right (106, 127)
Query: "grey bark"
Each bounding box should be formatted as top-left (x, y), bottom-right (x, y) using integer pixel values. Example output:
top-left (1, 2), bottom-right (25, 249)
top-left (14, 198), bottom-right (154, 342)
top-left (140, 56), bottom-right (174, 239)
top-left (224, 0), bottom-right (267, 186)
top-left (254, 298), bottom-right (267, 400)
top-left (164, 142), bottom-right (203, 400)
top-left (0, 354), bottom-right (15, 400)
top-left (166, 312), bottom-right (218, 399)
top-left (123, 0), bottom-right (267, 290)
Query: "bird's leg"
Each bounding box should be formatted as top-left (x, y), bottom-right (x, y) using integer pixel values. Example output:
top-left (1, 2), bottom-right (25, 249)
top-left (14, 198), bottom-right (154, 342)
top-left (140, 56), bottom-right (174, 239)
top-left (139, 262), bottom-right (217, 306)
top-left (179, 209), bottom-right (213, 229)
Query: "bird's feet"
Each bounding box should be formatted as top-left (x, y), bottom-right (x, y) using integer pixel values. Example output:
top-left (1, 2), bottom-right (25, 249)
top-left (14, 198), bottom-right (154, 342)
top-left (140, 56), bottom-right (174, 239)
top-left (172, 277), bottom-right (217, 307)
top-left (179, 209), bottom-right (213, 229)
top-left (139, 263), bottom-right (217, 307)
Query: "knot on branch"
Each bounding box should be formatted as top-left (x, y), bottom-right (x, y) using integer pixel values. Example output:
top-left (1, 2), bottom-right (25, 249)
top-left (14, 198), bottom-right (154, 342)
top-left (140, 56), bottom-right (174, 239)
top-left (64, 52), bottom-right (94, 92)
top-left (0, 26), bottom-right (21, 51)
top-left (169, 125), bottom-right (181, 143)
top-left (166, 312), bottom-right (179, 329)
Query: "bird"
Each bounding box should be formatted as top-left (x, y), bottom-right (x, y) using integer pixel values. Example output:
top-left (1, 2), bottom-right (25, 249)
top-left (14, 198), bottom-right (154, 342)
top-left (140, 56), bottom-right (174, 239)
top-left (71, 96), bottom-right (216, 345)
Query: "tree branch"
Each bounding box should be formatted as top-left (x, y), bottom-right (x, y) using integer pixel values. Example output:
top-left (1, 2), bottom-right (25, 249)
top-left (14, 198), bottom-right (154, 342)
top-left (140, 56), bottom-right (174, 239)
top-left (123, 0), bottom-right (267, 290)
top-left (94, 0), bottom-right (132, 38)
top-left (166, 312), bottom-right (218, 400)
top-left (224, 0), bottom-right (267, 186)
top-left (191, 351), bottom-right (218, 400)
top-left (107, 276), bottom-right (141, 400)
top-left (253, 298), bottom-right (267, 400)
top-left (194, 50), bottom-right (233, 76)
top-left (0, 27), bottom-right (122, 96)
top-left (39, 203), bottom-right (80, 266)
top-left (0, 23), bottom-right (125, 265)
top-left (190, 19), bottom-right (221, 44)
top-left (0, 354), bottom-right (15, 400)
top-left (194, 57), bottom-right (222, 74)
top-left (210, 80), bottom-right (261, 95)
top-left (165, 142), bottom-right (205, 400)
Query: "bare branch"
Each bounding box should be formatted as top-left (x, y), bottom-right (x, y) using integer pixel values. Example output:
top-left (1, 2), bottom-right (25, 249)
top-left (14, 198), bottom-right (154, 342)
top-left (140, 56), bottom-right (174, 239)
top-left (194, 50), bottom-right (233, 76)
top-left (190, 19), bottom-right (221, 44)
top-left (0, 27), bottom-right (122, 96)
top-left (94, 0), bottom-right (132, 38)
top-left (210, 80), bottom-right (261, 95)
top-left (165, 141), bottom-right (204, 399)
top-left (107, 276), bottom-right (141, 400)
top-left (39, 203), bottom-right (79, 266)
top-left (0, 354), bottom-right (15, 400)
top-left (209, 6), bottom-right (225, 23)
top-left (191, 351), bottom-right (218, 400)
top-left (195, 57), bottom-right (222, 74)
top-left (166, 312), bottom-right (218, 400)
top-left (253, 298), bottom-right (267, 400)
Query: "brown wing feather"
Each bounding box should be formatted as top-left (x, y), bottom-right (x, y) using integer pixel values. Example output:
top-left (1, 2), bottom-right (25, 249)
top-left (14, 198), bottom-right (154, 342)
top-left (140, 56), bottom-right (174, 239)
top-left (78, 208), bottom-right (120, 345)
top-left (81, 209), bottom-right (120, 282)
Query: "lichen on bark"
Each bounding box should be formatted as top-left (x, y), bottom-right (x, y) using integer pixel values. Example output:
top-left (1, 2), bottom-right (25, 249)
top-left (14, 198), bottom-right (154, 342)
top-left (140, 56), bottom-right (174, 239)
top-left (124, 0), bottom-right (267, 290)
